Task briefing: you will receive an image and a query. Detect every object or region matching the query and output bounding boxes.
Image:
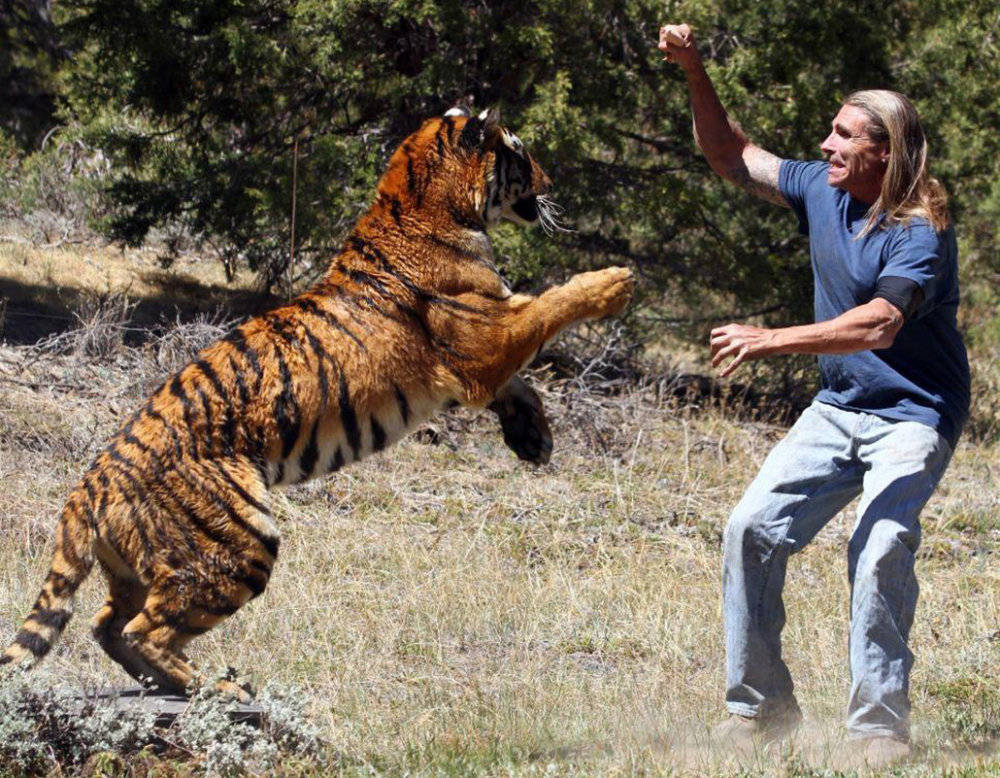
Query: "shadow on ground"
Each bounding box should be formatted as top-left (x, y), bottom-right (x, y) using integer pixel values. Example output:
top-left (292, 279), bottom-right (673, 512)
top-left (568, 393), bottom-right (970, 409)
top-left (0, 269), bottom-right (278, 345)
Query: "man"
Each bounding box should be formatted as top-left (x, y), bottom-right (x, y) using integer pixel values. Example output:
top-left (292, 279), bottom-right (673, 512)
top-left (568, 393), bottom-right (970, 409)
top-left (658, 23), bottom-right (970, 766)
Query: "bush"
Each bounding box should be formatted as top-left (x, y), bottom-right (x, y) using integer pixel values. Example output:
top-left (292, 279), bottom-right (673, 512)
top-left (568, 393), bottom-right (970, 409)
top-left (0, 669), bottom-right (327, 776)
top-left (0, 126), bottom-right (111, 246)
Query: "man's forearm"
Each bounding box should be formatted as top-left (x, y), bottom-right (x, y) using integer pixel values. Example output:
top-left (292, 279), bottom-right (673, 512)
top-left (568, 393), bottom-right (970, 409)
top-left (684, 60), bottom-right (748, 180)
top-left (770, 301), bottom-right (904, 356)
top-left (710, 299), bottom-right (904, 376)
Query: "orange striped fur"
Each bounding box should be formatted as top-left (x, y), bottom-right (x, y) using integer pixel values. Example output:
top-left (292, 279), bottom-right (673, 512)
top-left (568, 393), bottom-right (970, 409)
top-left (1, 108), bottom-right (633, 699)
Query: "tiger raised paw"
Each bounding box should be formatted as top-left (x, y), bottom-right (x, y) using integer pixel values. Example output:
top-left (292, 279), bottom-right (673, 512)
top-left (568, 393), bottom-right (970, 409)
top-left (1, 107), bottom-right (633, 697)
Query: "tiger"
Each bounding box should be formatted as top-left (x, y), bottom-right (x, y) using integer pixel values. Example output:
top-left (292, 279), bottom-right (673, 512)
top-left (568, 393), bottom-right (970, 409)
top-left (1, 107), bottom-right (634, 700)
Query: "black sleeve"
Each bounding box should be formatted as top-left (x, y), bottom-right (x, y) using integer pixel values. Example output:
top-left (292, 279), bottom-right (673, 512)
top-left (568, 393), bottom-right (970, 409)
top-left (873, 275), bottom-right (925, 322)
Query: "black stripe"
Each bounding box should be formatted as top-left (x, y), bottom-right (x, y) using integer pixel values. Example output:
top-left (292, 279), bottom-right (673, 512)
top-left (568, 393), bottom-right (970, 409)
top-left (169, 375), bottom-right (200, 457)
top-left (422, 233), bottom-right (483, 262)
top-left (406, 155), bottom-right (417, 197)
top-left (195, 360), bottom-right (236, 456)
top-left (109, 428), bottom-right (192, 556)
top-left (304, 332), bottom-right (331, 410)
top-left (422, 234), bottom-right (506, 286)
top-left (298, 421), bottom-right (320, 481)
top-left (147, 409), bottom-right (185, 460)
top-left (207, 481), bottom-right (279, 558)
top-left (328, 284), bottom-right (376, 331)
top-left (137, 606), bottom-right (208, 635)
top-left (228, 356), bottom-right (250, 407)
top-left (80, 478), bottom-right (100, 530)
top-left (207, 462), bottom-right (270, 516)
top-left (14, 630), bottom-right (49, 656)
top-left (346, 266), bottom-right (392, 298)
top-left (448, 203), bottom-right (486, 232)
top-left (220, 408), bottom-right (237, 457)
top-left (30, 608), bottom-right (71, 630)
top-left (104, 448), bottom-right (158, 556)
top-left (195, 387), bottom-right (214, 448)
top-left (327, 446), bottom-right (344, 473)
top-left (436, 130), bottom-right (445, 159)
top-left (144, 475), bottom-right (220, 561)
top-left (59, 513), bottom-right (82, 569)
top-left (224, 328), bottom-right (263, 389)
top-left (194, 359), bottom-right (226, 397)
top-left (296, 297), bottom-right (367, 352)
top-left (178, 623), bottom-right (212, 636)
top-left (156, 474), bottom-right (234, 550)
top-left (389, 196), bottom-right (403, 225)
top-left (350, 236), bottom-right (483, 313)
top-left (223, 360), bottom-right (266, 460)
top-left (394, 385), bottom-right (410, 425)
top-left (192, 465), bottom-right (279, 558)
top-left (201, 601), bottom-right (241, 617)
top-left (244, 571), bottom-right (269, 598)
top-left (135, 604), bottom-right (215, 637)
top-left (273, 346), bottom-right (301, 459)
top-left (45, 571), bottom-right (73, 598)
top-left (338, 373), bottom-right (361, 460)
top-left (345, 279), bottom-right (468, 367)
top-left (371, 416), bottom-right (386, 452)
top-left (250, 557), bottom-right (273, 576)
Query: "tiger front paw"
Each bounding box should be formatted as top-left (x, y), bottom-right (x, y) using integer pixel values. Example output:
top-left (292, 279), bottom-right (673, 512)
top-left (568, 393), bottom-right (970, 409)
top-left (570, 266), bottom-right (635, 319)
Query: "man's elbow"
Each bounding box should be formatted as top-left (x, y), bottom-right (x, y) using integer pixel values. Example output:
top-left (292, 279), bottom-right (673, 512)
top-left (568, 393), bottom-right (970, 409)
top-left (868, 303), bottom-right (904, 350)
top-left (693, 135), bottom-right (746, 183)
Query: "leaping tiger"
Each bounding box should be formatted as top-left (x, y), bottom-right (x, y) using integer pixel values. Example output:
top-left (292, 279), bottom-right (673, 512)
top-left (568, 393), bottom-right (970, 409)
top-left (1, 107), bottom-right (634, 699)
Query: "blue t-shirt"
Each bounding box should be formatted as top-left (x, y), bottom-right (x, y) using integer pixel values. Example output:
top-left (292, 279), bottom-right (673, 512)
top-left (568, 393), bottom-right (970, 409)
top-left (779, 159), bottom-right (970, 447)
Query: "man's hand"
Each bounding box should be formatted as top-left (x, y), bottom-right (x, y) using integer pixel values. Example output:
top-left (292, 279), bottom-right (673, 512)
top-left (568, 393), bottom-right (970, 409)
top-left (710, 323), bottom-right (779, 377)
top-left (488, 375), bottom-right (553, 464)
top-left (658, 23), bottom-right (699, 69)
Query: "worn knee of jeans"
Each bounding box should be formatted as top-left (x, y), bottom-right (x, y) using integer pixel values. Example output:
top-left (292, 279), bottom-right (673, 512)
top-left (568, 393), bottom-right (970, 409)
top-left (724, 503), bottom-right (790, 574)
top-left (849, 518), bottom-right (919, 585)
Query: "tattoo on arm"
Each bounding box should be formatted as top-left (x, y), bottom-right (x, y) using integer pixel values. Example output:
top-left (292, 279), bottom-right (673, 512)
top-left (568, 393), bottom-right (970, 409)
top-left (728, 145), bottom-right (788, 207)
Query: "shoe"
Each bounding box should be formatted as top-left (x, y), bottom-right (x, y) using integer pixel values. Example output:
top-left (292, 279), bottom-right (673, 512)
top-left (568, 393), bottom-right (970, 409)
top-left (859, 736), bottom-right (911, 769)
top-left (712, 707), bottom-right (802, 750)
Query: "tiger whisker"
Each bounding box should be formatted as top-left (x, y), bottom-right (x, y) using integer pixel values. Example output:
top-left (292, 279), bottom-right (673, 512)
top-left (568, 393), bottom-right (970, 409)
top-left (536, 195), bottom-right (574, 236)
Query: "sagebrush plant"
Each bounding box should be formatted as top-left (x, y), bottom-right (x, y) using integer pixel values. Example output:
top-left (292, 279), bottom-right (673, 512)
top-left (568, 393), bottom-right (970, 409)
top-left (174, 677), bottom-right (328, 776)
top-left (0, 667), bottom-right (157, 773)
top-left (0, 667), bottom-right (328, 776)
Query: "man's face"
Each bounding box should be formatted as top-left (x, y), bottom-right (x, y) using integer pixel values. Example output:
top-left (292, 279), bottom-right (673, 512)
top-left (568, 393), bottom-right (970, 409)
top-left (820, 104), bottom-right (889, 202)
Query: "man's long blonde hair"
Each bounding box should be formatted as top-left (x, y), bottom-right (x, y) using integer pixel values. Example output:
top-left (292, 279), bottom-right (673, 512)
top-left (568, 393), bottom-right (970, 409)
top-left (845, 89), bottom-right (950, 234)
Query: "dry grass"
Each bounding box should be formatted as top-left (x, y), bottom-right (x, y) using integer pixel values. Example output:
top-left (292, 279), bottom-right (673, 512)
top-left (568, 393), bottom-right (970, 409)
top-left (1, 247), bottom-right (1000, 775)
top-left (0, 242), bottom-right (267, 344)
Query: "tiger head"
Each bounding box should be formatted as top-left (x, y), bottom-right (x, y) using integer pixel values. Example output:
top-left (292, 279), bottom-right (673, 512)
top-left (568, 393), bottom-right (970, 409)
top-left (377, 107), bottom-right (563, 234)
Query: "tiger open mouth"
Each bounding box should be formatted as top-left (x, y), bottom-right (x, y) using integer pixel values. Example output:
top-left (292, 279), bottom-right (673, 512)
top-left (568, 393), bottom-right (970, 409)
top-left (510, 195), bottom-right (540, 223)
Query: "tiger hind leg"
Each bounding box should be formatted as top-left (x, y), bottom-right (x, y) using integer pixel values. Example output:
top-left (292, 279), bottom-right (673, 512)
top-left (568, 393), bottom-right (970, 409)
top-left (121, 579), bottom-right (260, 702)
top-left (91, 576), bottom-right (162, 686)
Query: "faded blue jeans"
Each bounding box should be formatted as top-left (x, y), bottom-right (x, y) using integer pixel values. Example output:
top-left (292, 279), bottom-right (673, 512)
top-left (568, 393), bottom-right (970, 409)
top-left (723, 401), bottom-right (953, 741)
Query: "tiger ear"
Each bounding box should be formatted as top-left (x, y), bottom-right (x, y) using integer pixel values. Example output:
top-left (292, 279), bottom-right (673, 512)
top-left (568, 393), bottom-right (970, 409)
top-left (458, 106), bottom-right (502, 153)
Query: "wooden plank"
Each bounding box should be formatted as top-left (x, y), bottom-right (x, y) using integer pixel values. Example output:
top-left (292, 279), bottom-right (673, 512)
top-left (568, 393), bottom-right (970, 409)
top-left (76, 687), bottom-right (265, 729)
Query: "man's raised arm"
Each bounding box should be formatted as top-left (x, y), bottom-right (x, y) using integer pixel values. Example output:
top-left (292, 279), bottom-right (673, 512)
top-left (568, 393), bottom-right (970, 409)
top-left (658, 24), bottom-right (789, 208)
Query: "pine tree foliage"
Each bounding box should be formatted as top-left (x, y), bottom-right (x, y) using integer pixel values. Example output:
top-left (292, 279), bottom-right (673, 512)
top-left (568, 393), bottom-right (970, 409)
top-left (1, 0), bottom-right (997, 325)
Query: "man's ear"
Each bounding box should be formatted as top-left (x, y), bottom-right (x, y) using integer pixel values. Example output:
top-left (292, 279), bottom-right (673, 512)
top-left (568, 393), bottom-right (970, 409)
top-left (459, 106), bottom-right (502, 152)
